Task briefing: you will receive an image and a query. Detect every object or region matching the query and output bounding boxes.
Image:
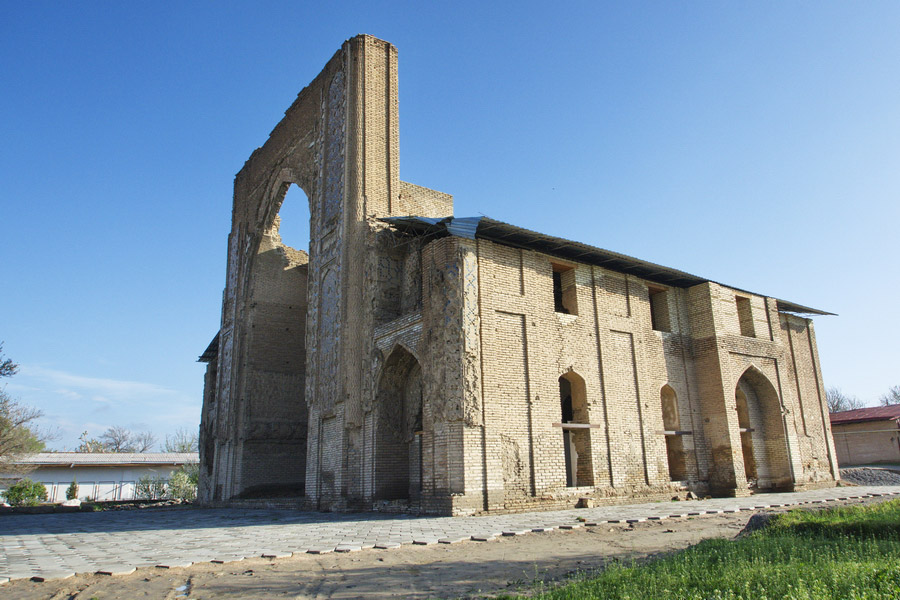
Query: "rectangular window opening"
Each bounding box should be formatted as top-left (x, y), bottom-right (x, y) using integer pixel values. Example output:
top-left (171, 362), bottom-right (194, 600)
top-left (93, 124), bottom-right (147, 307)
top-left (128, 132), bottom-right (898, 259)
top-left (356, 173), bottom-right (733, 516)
top-left (552, 263), bottom-right (578, 315)
top-left (736, 296), bottom-right (755, 337)
top-left (649, 286), bottom-right (671, 332)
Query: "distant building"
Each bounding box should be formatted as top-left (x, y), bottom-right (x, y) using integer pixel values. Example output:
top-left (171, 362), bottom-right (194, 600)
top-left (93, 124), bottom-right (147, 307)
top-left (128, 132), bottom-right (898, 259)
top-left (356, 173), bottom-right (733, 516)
top-left (199, 35), bottom-right (839, 515)
top-left (831, 407), bottom-right (900, 466)
top-left (0, 453), bottom-right (198, 502)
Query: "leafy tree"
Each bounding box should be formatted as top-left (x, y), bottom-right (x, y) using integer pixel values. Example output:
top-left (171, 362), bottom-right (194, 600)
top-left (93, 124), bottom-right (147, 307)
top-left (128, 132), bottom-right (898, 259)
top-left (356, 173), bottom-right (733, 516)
top-left (164, 427), bottom-right (199, 453)
top-left (135, 474), bottom-right (168, 500)
top-left (4, 478), bottom-right (47, 506)
top-left (65, 477), bottom-right (79, 501)
top-left (75, 431), bottom-right (105, 453)
top-left (0, 343), bottom-right (48, 475)
top-left (825, 386), bottom-right (865, 413)
top-left (0, 347), bottom-right (16, 378)
top-left (879, 385), bottom-right (900, 407)
top-left (168, 470), bottom-right (197, 501)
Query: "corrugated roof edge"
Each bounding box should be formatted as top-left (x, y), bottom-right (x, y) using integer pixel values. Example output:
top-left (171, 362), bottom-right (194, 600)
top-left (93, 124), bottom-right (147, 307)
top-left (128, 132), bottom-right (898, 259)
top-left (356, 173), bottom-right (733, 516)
top-left (830, 406), bottom-right (900, 425)
top-left (199, 332), bottom-right (219, 363)
top-left (381, 216), bottom-right (835, 317)
top-left (7, 453), bottom-right (199, 466)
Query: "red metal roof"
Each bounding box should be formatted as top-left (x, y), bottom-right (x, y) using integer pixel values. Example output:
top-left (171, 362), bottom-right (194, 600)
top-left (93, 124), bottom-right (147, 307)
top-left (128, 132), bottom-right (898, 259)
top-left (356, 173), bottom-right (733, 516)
top-left (830, 405), bottom-right (900, 425)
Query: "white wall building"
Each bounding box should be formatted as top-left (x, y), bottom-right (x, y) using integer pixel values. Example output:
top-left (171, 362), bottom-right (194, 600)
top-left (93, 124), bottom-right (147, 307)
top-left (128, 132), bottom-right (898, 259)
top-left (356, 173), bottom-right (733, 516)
top-left (0, 453), bottom-right (198, 502)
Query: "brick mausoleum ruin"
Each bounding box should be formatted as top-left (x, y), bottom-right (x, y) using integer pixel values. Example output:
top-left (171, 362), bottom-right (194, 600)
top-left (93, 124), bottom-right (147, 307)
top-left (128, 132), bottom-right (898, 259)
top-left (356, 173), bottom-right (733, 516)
top-left (198, 35), bottom-right (839, 515)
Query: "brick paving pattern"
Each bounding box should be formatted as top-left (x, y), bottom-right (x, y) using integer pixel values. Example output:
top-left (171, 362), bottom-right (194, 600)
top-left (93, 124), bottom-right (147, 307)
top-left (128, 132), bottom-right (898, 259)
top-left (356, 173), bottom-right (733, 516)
top-left (1, 485), bottom-right (897, 584)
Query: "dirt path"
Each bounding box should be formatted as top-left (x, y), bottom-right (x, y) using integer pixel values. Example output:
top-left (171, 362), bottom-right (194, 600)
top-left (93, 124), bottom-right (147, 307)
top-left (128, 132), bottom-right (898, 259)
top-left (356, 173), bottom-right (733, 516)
top-left (3, 495), bottom-right (891, 600)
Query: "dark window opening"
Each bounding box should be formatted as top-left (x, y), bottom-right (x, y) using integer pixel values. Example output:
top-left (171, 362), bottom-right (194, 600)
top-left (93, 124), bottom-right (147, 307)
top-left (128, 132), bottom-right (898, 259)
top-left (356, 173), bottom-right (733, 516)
top-left (736, 296), bottom-right (755, 337)
top-left (649, 286), bottom-right (671, 332)
top-left (552, 264), bottom-right (578, 315)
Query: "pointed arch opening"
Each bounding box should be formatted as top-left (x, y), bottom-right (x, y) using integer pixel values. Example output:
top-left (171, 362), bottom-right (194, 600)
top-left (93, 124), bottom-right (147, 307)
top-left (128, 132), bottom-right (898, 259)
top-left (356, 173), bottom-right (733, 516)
top-left (559, 372), bottom-right (594, 487)
top-left (735, 367), bottom-right (792, 490)
top-left (238, 182), bottom-right (311, 498)
top-left (374, 346), bottom-right (424, 502)
top-left (274, 183), bottom-right (312, 252)
top-left (661, 384), bottom-right (688, 481)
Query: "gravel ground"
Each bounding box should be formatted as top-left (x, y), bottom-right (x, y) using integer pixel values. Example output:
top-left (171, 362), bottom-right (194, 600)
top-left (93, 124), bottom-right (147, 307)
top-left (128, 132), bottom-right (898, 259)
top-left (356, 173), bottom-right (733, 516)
top-left (840, 466), bottom-right (900, 486)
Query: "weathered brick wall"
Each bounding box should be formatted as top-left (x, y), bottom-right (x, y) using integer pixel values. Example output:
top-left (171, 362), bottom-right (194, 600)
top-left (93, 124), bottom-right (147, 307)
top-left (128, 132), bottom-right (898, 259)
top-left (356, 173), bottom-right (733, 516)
top-left (430, 241), bottom-right (838, 513)
top-left (779, 313), bottom-right (839, 484)
top-left (201, 34), bottom-right (838, 514)
top-left (464, 239), bottom-right (712, 513)
top-left (238, 224), bottom-right (308, 496)
top-left (397, 181), bottom-right (453, 218)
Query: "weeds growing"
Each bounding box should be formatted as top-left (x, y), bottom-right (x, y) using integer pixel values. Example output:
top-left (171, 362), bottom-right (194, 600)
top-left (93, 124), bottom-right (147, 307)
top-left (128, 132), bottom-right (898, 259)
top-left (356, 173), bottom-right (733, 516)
top-left (510, 499), bottom-right (900, 600)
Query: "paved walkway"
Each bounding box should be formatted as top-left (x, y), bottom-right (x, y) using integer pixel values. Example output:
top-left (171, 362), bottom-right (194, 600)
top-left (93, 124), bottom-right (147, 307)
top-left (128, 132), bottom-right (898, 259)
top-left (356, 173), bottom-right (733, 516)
top-left (2, 485), bottom-right (898, 584)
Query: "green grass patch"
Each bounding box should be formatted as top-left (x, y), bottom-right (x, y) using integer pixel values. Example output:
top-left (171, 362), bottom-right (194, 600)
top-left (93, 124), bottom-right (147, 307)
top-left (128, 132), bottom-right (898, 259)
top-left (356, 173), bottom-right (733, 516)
top-left (510, 500), bottom-right (900, 600)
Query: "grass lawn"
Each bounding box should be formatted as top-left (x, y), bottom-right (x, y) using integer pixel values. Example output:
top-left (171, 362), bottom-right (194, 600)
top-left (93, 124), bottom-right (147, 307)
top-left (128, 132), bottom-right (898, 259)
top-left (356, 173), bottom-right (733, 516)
top-left (511, 499), bottom-right (900, 600)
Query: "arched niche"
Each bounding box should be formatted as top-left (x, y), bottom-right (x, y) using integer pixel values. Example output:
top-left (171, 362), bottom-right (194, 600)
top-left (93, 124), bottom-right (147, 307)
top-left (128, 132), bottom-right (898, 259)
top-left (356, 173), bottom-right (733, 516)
top-left (374, 345), bottom-right (424, 502)
top-left (238, 182), bottom-right (311, 498)
top-left (660, 384), bottom-right (688, 481)
top-left (734, 367), bottom-right (792, 490)
top-left (559, 372), bottom-right (593, 487)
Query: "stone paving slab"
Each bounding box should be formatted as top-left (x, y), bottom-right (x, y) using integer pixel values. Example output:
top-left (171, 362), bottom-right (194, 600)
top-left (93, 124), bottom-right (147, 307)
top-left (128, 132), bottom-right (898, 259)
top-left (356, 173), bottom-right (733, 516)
top-left (1, 485), bottom-right (898, 584)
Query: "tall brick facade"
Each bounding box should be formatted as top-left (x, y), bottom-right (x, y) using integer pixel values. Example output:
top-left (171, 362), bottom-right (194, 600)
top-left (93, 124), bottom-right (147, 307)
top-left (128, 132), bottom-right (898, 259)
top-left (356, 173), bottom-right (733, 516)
top-left (198, 35), bottom-right (838, 515)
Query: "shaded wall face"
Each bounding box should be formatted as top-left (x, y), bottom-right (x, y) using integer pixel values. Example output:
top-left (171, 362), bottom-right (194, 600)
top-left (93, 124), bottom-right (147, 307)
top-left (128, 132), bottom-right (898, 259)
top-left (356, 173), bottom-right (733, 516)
top-left (779, 313), bottom-right (836, 483)
top-left (738, 375), bottom-right (792, 488)
top-left (374, 351), bottom-right (423, 501)
top-left (239, 230), bottom-right (309, 497)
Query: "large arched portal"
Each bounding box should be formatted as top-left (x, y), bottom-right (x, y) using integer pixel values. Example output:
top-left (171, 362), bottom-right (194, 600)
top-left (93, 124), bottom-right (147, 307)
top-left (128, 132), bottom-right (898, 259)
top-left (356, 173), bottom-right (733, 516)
top-left (734, 368), bottom-right (792, 490)
top-left (238, 181), bottom-right (310, 498)
top-left (375, 346), bottom-right (424, 502)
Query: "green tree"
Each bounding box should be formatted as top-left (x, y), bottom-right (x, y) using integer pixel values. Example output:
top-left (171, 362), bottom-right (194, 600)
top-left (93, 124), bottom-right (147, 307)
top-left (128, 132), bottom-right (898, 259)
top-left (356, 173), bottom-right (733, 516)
top-left (0, 343), bottom-right (47, 475)
top-left (135, 474), bottom-right (168, 500)
top-left (168, 470), bottom-right (197, 501)
top-left (65, 477), bottom-right (79, 501)
top-left (4, 478), bottom-right (47, 506)
top-left (75, 431), bottom-right (105, 453)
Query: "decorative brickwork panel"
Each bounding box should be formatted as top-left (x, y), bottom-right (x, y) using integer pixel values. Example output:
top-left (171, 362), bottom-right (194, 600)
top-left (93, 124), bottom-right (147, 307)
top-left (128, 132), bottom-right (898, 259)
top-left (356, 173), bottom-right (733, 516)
top-left (606, 330), bottom-right (648, 486)
top-left (599, 273), bottom-right (630, 318)
top-left (322, 71), bottom-right (345, 225)
top-left (486, 311), bottom-right (532, 496)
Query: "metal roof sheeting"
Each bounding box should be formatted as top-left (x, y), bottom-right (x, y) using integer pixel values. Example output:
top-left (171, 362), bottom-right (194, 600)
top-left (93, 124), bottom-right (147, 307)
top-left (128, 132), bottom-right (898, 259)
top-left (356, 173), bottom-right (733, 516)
top-left (381, 215), bottom-right (834, 316)
top-left (198, 333), bottom-right (219, 363)
top-left (830, 406), bottom-right (900, 426)
top-left (9, 453), bottom-right (199, 466)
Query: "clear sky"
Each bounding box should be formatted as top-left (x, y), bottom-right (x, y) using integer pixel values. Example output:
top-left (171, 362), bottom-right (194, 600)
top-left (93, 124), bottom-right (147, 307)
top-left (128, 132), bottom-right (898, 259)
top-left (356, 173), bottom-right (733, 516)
top-left (2, 2), bottom-right (898, 450)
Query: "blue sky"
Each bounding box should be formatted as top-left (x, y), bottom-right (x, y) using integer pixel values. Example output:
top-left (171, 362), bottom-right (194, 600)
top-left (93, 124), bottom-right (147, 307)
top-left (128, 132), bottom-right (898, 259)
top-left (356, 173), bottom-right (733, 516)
top-left (2, 2), bottom-right (898, 450)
